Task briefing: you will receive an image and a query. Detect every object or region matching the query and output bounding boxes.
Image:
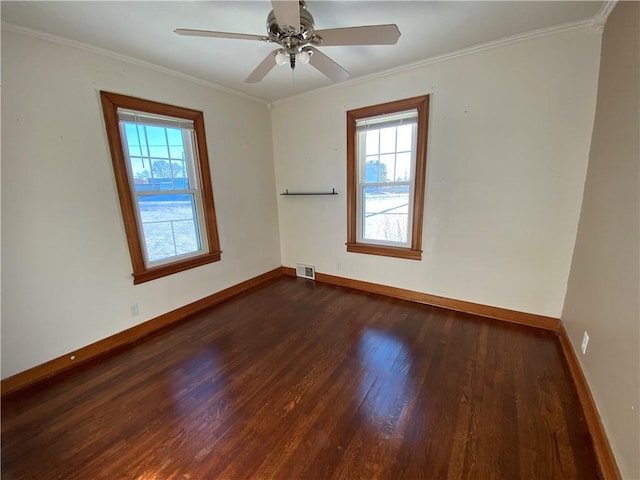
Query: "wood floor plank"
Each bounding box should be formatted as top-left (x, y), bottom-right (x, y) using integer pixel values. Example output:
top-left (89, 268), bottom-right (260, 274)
top-left (1, 277), bottom-right (600, 479)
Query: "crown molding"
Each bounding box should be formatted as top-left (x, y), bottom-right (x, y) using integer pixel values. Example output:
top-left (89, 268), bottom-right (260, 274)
top-left (271, 16), bottom-right (602, 107)
top-left (591, 1), bottom-right (618, 31)
top-left (1, 21), bottom-right (268, 106)
top-left (4, 1), bottom-right (614, 110)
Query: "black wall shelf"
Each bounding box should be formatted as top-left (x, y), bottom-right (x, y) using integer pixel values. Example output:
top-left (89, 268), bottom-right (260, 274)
top-left (280, 188), bottom-right (338, 196)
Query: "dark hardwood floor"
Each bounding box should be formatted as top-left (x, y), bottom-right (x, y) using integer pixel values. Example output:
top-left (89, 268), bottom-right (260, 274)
top-left (2, 277), bottom-right (599, 479)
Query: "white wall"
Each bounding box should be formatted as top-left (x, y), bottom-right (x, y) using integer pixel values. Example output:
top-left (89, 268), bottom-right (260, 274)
top-left (1, 30), bottom-right (281, 378)
top-left (272, 27), bottom-right (601, 318)
top-left (562, 2), bottom-right (640, 477)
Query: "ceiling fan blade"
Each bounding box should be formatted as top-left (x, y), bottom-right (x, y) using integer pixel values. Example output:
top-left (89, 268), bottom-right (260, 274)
top-left (245, 50), bottom-right (279, 83)
top-left (174, 29), bottom-right (268, 42)
top-left (271, 0), bottom-right (300, 32)
top-left (315, 24), bottom-right (401, 46)
top-left (307, 47), bottom-right (350, 82)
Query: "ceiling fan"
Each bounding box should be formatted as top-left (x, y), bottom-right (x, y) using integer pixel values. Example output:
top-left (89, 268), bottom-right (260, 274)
top-left (175, 0), bottom-right (401, 83)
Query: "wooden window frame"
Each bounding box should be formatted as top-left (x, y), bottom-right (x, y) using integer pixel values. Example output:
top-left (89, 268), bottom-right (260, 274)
top-left (346, 95), bottom-right (430, 260)
top-left (100, 91), bottom-right (221, 284)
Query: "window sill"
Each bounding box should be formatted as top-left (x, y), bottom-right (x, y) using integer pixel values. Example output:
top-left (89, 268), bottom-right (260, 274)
top-left (346, 243), bottom-right (422, 260)
top-left (132, 251), bottom-right (222, 284)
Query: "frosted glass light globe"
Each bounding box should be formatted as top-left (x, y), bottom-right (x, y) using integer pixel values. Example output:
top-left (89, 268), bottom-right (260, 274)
top-left (297, 50), bottom-right (310, 64)
top-left (275, 51), bottom-right (288, 65)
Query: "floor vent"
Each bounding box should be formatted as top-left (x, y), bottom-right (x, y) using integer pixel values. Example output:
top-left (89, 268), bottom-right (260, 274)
top-left (296, 263), bottom-right (316, 280)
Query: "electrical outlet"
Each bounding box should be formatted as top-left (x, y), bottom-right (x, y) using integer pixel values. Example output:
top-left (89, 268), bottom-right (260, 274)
top-left (581, 331), bottom-right (589, 354)
top-left (131, 303), bottom-right (139, 317)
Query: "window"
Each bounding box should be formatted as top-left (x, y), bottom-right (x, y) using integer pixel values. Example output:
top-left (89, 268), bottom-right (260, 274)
top-left (100, 92), bottom-right (221, 284)
top-left (346, 95), bottom-right (430, 260)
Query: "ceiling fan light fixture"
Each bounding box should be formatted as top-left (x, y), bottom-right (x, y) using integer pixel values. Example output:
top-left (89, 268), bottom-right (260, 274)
top-left (275, 50), bottom-right (288, 65)
top-left (296, 49), bottom-right (311, 64)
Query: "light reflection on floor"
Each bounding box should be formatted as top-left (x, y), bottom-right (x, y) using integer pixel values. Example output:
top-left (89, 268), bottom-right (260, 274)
top-left (165, 348), bottom-right (237, 471)
top-left (171, 349), bottom-right (225, 419)
top-left (356, 329), bottom-right (416, 434)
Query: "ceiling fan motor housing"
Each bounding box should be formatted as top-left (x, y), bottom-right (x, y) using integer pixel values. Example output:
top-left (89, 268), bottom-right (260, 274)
top-left (266, 0), bottom-right (321, 55)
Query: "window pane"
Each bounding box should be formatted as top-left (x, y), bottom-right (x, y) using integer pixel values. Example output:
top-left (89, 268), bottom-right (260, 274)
top-left (123, 123), bottom-right (190, 191)
top-left (171, 159), bottom-right (187, 179)
top-left (124, 124), bottom-right (142, 154)
top-left (397, 124), bottom-right (413, 152)
top-left (148, 145), bottom-right (169, 158)
top-left (364, 157), bottom-right (382, 183)
top-left (166, 128), bottom-right (183, 146)
top-left (379, 154), bottom-right (395, 183)
top-left (129, 157), bottom-right (147, 179)
top-left (362, 185), bottom-right (409, 244)
top-left (135, 125), bottom-right (147, 149)
top-left (379, 127), bottom-right (396, 154)
top-left (137, 194), bottom-right (201, 263)
top-left (395, 152), bottom-right (412, 181)
top-left (131, 161), bottom-right (190, 192)
top-left (150, 158), bottom-right (173, 178)
top-left (144, 125), bottom-right (166, 149)
top-left (169, 146), bottom-right (185, 160)
top-left (127, 146), bottom-right (143, 158)
top-left (365, 129), bottom-right (379, 155)
top-left (124, 126), bottom-right (175, 190)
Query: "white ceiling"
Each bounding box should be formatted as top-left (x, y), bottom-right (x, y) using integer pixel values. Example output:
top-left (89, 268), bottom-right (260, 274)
top-left (1, 1), bottom-right (606, 103)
